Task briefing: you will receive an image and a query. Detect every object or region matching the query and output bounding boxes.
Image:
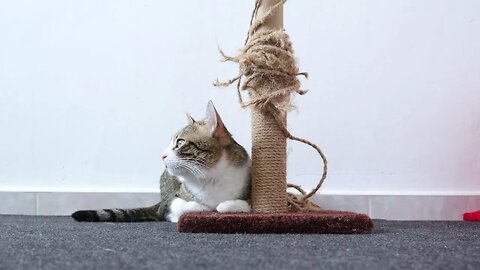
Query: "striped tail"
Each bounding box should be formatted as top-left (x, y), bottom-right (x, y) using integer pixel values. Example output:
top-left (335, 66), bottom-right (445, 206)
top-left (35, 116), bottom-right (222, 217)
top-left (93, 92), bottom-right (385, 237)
top-left (71, 203), bottom-right (165, 222)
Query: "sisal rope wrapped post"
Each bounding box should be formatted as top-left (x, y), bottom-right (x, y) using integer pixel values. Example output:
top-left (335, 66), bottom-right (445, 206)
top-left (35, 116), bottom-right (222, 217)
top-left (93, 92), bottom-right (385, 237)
top-left (251, 89), bottom-right (288, 212)
top-left (214, 0), bottom-right (328, 212)
top-left (250, 0), bottom-right (287, 212)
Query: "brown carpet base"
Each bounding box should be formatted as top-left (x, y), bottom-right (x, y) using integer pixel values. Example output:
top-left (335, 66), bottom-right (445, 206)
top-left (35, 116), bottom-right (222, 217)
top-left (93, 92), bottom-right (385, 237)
top-left (177, 210), bottom-right (374, 234)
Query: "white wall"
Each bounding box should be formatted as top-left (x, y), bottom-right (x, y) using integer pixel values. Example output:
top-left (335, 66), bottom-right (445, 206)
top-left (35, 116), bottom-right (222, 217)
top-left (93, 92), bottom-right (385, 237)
top-left (1, 0), bottom-right (479, 197)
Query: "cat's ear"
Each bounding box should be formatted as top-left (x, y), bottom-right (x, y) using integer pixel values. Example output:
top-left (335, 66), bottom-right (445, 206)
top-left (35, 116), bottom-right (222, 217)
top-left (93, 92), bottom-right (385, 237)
top-left (205, 100), bottom-right (229, 143)
top-left (205, 100), bottom-right (220, 133)
top-left (185, 113), bottom-right (195, 125)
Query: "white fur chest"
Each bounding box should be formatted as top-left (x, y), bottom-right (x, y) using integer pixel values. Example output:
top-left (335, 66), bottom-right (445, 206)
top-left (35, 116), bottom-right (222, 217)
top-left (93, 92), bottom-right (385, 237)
top-left (179, 154), bottom-right (250, 209)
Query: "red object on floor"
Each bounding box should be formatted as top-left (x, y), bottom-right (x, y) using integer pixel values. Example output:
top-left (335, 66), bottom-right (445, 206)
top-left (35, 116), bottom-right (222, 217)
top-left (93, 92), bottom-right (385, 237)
top-left (463, 210), bottom-right (480, 221)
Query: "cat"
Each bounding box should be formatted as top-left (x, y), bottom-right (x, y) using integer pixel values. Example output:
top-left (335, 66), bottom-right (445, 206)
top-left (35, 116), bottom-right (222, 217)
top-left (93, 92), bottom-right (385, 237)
top-left (71, 101), bottom-right (251, 223)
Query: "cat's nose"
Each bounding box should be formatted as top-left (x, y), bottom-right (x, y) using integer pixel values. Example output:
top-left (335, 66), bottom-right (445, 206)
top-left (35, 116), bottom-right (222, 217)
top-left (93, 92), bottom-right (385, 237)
top-left (162, 154), bottom-right (168, 160)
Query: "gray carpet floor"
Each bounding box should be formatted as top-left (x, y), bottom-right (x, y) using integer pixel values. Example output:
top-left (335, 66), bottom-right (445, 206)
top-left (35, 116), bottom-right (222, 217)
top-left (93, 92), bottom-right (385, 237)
top-left (0, 215), bottom-right (479, 270)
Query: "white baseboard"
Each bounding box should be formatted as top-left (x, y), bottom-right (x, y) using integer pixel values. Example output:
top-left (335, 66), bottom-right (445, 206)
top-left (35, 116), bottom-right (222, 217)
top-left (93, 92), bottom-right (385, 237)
top-left (1, 191), bottom-right (478, 220)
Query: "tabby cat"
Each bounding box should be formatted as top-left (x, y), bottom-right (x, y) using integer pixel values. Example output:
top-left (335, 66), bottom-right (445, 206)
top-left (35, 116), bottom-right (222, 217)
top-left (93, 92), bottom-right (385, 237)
top-left (72, 101), bottom-right (251, 223)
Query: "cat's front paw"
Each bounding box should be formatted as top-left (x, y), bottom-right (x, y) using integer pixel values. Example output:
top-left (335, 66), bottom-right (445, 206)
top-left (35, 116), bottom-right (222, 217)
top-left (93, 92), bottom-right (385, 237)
top-left (216, 200), bottom-right (251, 213)
top-left (166, 197), bottom-right (187, 223)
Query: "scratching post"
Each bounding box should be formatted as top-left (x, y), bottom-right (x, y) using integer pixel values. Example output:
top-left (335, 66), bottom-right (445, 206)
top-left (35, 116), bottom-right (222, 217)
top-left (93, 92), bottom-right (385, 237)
top-left (178, 0), bottom-right (374, 234)
top-left (251, 0), bottom-right (287, 212)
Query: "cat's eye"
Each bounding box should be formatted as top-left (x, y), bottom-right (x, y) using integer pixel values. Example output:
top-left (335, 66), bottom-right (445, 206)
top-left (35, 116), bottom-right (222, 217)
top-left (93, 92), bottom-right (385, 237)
top-left (175, 139), bottom-right (185, 148)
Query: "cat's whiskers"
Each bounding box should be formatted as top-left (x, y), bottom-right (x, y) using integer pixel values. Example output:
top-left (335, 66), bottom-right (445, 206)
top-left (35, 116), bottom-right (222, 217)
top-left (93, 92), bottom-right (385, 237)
top-left (168, 160), bottom-right (221, 198)
top-left (175, 158), bottom-right (213, 177)
top-left (168, 160), bottom-right (207, 179)
top-left (174, 165), bottom-right (202, 180)
top-left (177, 158), bottom-right (211, 170)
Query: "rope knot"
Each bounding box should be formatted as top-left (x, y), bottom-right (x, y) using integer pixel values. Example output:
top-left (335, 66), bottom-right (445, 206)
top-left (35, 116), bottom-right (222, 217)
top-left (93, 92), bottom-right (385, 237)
top-left (215, 29), bottom-right (308, 113)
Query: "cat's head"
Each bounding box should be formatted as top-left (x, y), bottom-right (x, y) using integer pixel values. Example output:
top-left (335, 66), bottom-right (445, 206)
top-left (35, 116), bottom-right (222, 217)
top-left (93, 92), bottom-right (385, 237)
top-left (162, 101), bottom-right (243, 178)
